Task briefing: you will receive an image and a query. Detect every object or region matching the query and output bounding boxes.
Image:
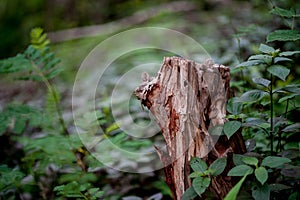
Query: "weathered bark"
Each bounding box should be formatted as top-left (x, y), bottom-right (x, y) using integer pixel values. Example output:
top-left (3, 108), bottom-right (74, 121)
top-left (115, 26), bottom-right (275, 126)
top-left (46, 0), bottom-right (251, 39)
top-left (135, 57), bottom-right (246, 199)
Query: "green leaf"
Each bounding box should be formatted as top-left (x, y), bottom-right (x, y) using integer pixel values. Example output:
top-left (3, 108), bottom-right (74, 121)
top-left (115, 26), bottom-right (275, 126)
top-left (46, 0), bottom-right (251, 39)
top-left (234, 60), bottom-right (265, 69)
top-left (224, 174), bottom-right (248, 200)
top-left (269, 183), bottom-right (291, 191)
top-left (274, 57), bottom-right (292, 63)
top-left (238, 90), bottom-right (268, 103)
top-left (181, 187), bottom-right (198, 200)
top-left (233, 154), bottom-right (245, 166)
top-left (282, 123), bottom-right (300, 132)
top-left (228, 165), bottom-right (253, 176)
top-left (190, 157), bottom-right (207, 173)
top-left (255, 167), bottom-right (268, 185)
top-left (259, 44), bottom-right (275, 54)
top-left (267, 30), bottom-right (300, 42)
top-left (288, 192), bottom-right (299, 200)
top-left (252, 77), bottom-right (270, 87)
top-left (192, 177), bottom-right (210, 196)
top-left (209, 157), bottom-right (227, 176)
top-left (248, 54), bottom-right (272, 65)
top-left (189, 171), bottom-right (203, 178)
top-left (261, 156), bottom-right (291, 168)
top-left (270, 7), bottom-right (296, 18)
top-left (224, 121), bottom-right (241, 139)
top-left (252, 184), bottom-right (270, 200)
top-left (227, 97), bottom-right (243, 115)
top-left (242, 156), bottom-right (258, 166)
top-left (278, 94), bottom-right (298, 103)
top-left (208, 125), bottom-right (223, 136)
top-left (279, 51), bottom-right (300, 56)
top-left (267, 65), bottom-right (290, 81)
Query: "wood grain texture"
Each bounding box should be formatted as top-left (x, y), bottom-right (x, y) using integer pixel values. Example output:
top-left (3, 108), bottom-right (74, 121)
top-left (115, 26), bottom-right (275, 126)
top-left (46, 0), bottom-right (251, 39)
top-left (135, 57), bottom-right (246, 199)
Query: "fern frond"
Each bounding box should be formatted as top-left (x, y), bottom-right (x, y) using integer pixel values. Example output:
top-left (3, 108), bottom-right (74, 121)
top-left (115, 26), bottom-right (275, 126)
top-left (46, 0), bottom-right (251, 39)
top-left (45, 87), bottom-right (60, 127)
top-left (30, 27), bottom-right (50, 50)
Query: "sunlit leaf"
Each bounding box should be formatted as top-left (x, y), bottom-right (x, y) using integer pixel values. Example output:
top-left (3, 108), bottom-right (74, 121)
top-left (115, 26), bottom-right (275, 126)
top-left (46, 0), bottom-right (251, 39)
top-left (278, 94), bottom-right (298, 103)
top-left (282, 123), bottom-right (300, 132)
top-left (248, 54), bottom-right (272, 65)
top-left (279, 51), bottom-right (300, 56)
top-left (238, 90), bottom-right (268, 103)
top-left (274, 57), bottom-right (292, 63)
top-left (270, 7), bottom-right (296, 18)
top-left (234, 60), bottom-right (265, 69)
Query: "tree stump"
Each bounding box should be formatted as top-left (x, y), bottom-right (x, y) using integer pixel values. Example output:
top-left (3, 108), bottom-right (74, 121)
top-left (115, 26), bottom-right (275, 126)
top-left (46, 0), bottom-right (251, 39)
top-left (135, 57), bottom-right (246, 199)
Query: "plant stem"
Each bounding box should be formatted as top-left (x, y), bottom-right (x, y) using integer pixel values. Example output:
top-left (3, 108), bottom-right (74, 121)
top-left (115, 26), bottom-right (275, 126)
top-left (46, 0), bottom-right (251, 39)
top-left (270, 73), bottom-right (274, 155)
top-left (31, 61), bottom-right (69, 135)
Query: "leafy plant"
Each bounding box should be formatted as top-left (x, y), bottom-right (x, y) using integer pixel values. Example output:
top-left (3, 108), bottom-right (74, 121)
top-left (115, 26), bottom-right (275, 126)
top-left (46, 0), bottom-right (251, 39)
top-left (181, 157), bottom-right (227, 199)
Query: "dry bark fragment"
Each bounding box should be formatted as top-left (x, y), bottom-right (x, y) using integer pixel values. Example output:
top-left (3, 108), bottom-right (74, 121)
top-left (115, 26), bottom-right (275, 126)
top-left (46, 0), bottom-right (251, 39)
top-left (135, 56), bottom-right (246, 199)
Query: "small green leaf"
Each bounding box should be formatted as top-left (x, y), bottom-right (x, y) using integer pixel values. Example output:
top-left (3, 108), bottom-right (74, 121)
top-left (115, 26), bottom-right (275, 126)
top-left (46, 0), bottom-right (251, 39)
top-left (209, 157), bottom-right (227, 176)
top-left (267, 65), bottom-right (290, 81)
top-left (267, 30), bottom-right (300, 42)
top-left (192, 177), bottom-right (210, 196)
top-left (208, 125), bottom-right (223, 136)
top-left (224, 174), bottom-right (248, 200)
top-left (224, 121), bottom-right (241, 139)
top-left (270, 7), bottom-right (296, 18)
top-left (279, 51), bottom-right (300, 56)
top-left (189, 171), bottom-right (203, 178)
top-left (234, 60), bottom-right (264, 69)
top-left (269, 183), bottom-right (291, 191)
top-left (227, 97), bottom-right (243, 115)
top-left (274, 57), bottom-right (292, 63)
top-left (181, 187), bottom-right (198, 200)
top-left (248, 54), bottom-right (272, 65)
top-left (255, 167), bottom-right (268, 185)
top-left (259, 44), bottom-right (275, 54)
top-left (252, 184), bottom-right (270, 200)
top-left (252, 77), bottom-right (270, 87)
top-left (278, 94), bottom-right (298, 103)
top-left (242, 156), bottom-right (258, 166)
top-left (261, 156), bottom-right (291, 168)
top-left (238, 90), bottom-right (268, 103)
top-left (190, 157), bottom-right (207, 173)
top-left (228, 165), bottom-right (253, 176)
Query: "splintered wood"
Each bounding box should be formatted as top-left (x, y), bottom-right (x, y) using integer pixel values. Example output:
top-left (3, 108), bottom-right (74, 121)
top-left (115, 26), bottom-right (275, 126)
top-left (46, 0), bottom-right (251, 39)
top-left (135, 57), bottom-right (245, 199)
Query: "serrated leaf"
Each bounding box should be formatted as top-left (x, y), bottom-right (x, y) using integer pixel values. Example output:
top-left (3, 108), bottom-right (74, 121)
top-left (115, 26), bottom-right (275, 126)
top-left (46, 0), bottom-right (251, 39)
top-left (181, 187), bottom-right (198, 200)
top-left (209, 157), bottom-right (227, 176)
top-left (228, 165), bottom-right (253, 176)
top-left (261, 156), bottom-right (291, 168)
top-left (267, 65), bottom-right (290, 81)
top-left (255, 167), bottom-right (268, 185)
top-left (270, 7), bottom-right (296, 18)
top-left (267, 30), bottom-right (300, 42)
top-left (192, 177), bottom-right (210, 196)
top-left (259, 44), bottom-right (275, 54)
top-left (242, 156), bottom-right (258, 166)
top-left (253, 77), bottom-right (270, 88)
top-left (190, 157), bottom-right (207, 173)
top-left (227, 97), bottom-right (243, 115)
top-left (282, 123), bottom-right (300, 132)
top-left (224, 121), bottom-right (241, 139)
top-left (252, 184), bottom-right (270, 200)
top-left (279, 51), bottom-right (300, 56)
top-left (224, 174), bottom-right (248, 200)
top-left (238, 90), bottom-right (268, 103)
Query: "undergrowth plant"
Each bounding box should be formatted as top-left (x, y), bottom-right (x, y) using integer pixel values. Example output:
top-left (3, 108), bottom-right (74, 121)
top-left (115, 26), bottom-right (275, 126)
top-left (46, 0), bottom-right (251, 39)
top-left (0, 28), bottom-right (104, 200)
top-left (184, 3), bottom-right (300, 200)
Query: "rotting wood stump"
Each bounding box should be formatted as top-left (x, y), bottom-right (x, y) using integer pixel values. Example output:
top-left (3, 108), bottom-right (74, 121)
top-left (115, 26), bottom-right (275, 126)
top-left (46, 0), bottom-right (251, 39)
top-left (135, 57), bottom-right (246, 199)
